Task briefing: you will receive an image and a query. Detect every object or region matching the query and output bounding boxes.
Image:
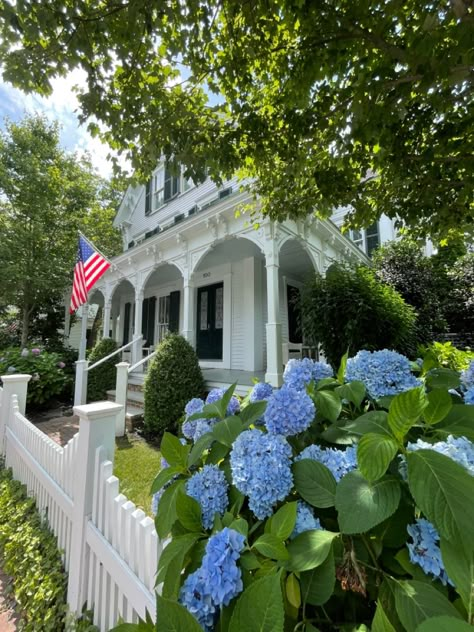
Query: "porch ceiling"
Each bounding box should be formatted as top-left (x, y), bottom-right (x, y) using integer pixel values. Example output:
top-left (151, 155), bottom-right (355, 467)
top-left (279, 239), bottom-right (315, 279)
top-left (195, 238), bottom-right (264, 270)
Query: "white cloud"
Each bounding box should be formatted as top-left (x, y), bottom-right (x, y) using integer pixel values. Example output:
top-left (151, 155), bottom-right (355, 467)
top-left (0, 70), bottom-right (129, 178)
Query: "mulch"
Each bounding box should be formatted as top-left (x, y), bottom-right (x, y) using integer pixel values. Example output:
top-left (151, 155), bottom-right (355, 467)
top-left (0, 567), bottom-right (21, 631)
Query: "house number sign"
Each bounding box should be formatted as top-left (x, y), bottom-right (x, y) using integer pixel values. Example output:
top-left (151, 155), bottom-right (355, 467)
top-left (202, 272), bottom-right (211, 278)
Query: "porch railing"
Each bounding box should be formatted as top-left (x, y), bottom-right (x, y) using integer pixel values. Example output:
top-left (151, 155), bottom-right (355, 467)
top-left (114, 350), bottom-right (158, 436)
top-left (73, 336), bottom-right (143, 408)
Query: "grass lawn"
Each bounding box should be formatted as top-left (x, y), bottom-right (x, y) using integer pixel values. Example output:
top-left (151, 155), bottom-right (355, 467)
top-left (114, 433), bottom-right (161, 515)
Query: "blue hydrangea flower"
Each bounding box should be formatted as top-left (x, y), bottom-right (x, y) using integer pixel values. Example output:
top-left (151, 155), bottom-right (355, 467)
top-left (230, 429), bottom-right (293, 519)
top-left (465, 387), bottom-right (474, 405)
top-left (185, 397), bottom-right (205, 416)
top-left (151, 490), bottom-right (161, 516)
top-left (461, 360), bottom-right (474, 389)
top-left (291, 502), bottom-right (322, 539)
top-left (297, 444), bottom-right (357, 482)
top-left (407, 519), bottom-right (452, 586)
top-left (179, 569), bottom-right (216, 631)
top-left (206, 388), bottom-right (240, 415)
top-left (406, 435), bottom-right (474, 476)
top-left (186, 464), bottom-right (229, 529)
top-left (249, 382), bottom-right (273, 403)
top-left (264, 386), bottom-right (315, 436)
top-left (201, 527), bottom-right (245, 606)
top-left (283, 358), bottom-right (334, 391)
top-left (179, 527), bottom-right (245, 629)
top-left (345, 349), bottom-right (421, 399)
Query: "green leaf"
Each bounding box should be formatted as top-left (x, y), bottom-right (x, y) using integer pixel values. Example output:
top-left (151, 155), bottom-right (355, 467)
top-left (436, 405), bottom-right (474, 442)
top-left (212, 416), bottom-right (244, 447)
top-left (156, 533), bottom-right (200, 595)
top-left (154, 480), bottom-right (185, 539)
top-left (416, 616), bottom-right (474, 632)
top-left (337, 351), bottom-right (348, 384)
top-left (240, 551), bottom-right (261, 570)
top-left (393, 580), bottom-right (461, 632)
top-left (219, 383), bottom-right (237, 418)
top-left (342, 411), bottom-right (391, 437)
top-left (229, 517), bottom-right (249, 537)
top-left (286, 530), bottom-right (338, 572)
top-left (176, 490), bottom-right (203, 533)
top-left (187, 432), bottom-right (214, 467)
top-left (388, 387), bottom-right (428, 440)
top-left (300, 548), bottom-right (335, 606)
top-left (240, 400), bottom-right (267, 425)
top-left (270, 502), bottom-right (297, 540)
top-left (293, 459), bottom-right (337, 508)
top-left (253, 534), bottom-right (289, 561)
top-left (425, 368), bottom-right (461, 390)
top-left (111, 623), bottom-right (155, 631)
top-left (160, 433), bottom-right (189, 469)
top-left (286, 572), bottom-right (301, 609)
top-left (357, 433), bottom-right (398, 482)
top-left (407, 450), bottom-right (474, 549)
top-left (424, 389), bottom-right (452, 425)
top-left (441, 535), bottom-right (474, 612)
top-left (314, 390), bottom-right (342, 423)
top-left (335, 381), bottom-right (366, 407)
top-left (151, 466), bottom-right (181, 494)
top-left (335, 472), bottom-right (401, 534)
top-left (228, 571), bottom-right (284, 632)
top-left (156, 594), bottom-right (204, 632)
top-left (372, 600), bottom-right (397, 632)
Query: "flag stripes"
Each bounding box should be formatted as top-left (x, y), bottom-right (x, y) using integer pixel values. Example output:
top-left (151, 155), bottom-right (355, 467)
top-left (70, 236), bottom-right (110, 314)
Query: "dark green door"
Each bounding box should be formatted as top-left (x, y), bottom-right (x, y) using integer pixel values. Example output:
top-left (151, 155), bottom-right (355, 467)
top-left (196, 283), bottom-right (224, 360)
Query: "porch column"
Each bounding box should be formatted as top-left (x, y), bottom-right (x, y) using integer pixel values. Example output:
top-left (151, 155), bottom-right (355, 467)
top-left (182, 277), bottom-right (195, 346)
top-left (132, 289), bottom-right (144, 365)
top-left (264, 241), bottom-right (283, 387)
top-left (102, 299), bottom-right (112, 339)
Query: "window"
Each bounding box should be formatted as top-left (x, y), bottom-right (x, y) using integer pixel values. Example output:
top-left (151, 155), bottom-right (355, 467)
top-left (157, 295), bottom-right (170, 342)
top-left (350, 222), bottom-right (380, 257)
top-left (148, 164), bottom-right (195, 212)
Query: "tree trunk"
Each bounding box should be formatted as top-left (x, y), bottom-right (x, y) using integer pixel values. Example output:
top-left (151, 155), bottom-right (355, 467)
top-left (20, 304), bottom-right (30, 347)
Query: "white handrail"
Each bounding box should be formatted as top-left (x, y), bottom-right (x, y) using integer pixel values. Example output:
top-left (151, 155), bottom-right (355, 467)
top-left (87, 336), bottom-right (143, 372)
top-left (128, 349), bottom-right (157, 374)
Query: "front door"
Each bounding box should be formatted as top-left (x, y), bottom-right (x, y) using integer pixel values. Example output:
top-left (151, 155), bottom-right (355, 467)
top-left (196, 283), bottom-right (224, 360)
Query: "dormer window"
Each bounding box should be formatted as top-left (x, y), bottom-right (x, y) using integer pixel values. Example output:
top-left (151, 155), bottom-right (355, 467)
top-left (145, 163), bottom-right (195, 215)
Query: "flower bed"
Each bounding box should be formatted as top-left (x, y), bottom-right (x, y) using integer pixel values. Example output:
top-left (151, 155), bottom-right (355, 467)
top-left (118, 353), bottom-right (474, 632)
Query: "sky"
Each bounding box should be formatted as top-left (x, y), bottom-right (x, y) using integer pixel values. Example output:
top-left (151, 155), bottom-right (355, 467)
top-left (0, 69), bottom-right (119, 178)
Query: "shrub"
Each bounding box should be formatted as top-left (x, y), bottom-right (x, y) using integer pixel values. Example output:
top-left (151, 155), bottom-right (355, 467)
top-left (143, 334), bottom-right (204, 438)
top-left (300, 263), bottom-right (417, 366)
top-left (0, 465), bottom-right (67, 631)
top-left (372, 239), bottom-right (447, 342)
top-left (86, 338), bottom-right (118, 402)
top-left (446, 252), bottom-right (474, 333)
top-left (421, 340), bottom-right (474, 372)
top-left (141, 354), bottom-right (474, 632)
top-left (0, 347), bottom-right (70, 408)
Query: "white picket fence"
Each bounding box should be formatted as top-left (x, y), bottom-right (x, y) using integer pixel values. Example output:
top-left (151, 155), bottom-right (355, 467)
top-left (0, 374), bottom-right (162, 631)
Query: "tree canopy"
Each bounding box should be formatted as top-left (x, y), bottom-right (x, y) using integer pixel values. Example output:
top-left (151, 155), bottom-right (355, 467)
top-left (0, 1), bottom-right (472, 240)
top-left (0, 114), bottom-right (123, 345)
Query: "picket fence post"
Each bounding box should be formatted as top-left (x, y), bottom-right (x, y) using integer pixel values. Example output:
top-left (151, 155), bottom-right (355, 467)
top-left (115, 361), bottom-right (129, 437)
top-left (74, 360), bottom-right (89, 406)
top-left (0, 374), bottom-right (31, 455)
top-left (67, 400), bottom-right (123, 614)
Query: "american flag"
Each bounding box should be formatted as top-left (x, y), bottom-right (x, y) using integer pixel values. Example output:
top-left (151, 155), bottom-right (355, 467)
top-left (69, 235), bottom-right (111, 314)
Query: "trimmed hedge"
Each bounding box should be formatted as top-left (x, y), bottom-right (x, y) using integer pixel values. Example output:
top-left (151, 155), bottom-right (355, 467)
top-left (143, 334), bottom-right (204, 438)
top-left (87, 338), bottom-right (118, 402)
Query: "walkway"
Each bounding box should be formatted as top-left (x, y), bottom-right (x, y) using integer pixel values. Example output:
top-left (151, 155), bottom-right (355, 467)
top-left (32, 408), bottom-right (79, 447)
top-left (0, 567), bottom-right (20, 630)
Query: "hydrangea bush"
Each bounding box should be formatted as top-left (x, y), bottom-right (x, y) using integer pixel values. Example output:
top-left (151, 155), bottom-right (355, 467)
top-left (118, 354), bottom-right (474, 632)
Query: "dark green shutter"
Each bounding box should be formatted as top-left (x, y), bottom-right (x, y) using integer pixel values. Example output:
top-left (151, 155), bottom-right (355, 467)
top-left (145, 180), bottom-right (152, 215)
top-left (141, 297), bottom-right (149, 344)
top-left (169, 291), bottom-right (180, 333)
top-left (123, 302), bottom-right (131, 345)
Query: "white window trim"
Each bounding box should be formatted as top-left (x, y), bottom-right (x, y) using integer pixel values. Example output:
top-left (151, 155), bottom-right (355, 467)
top-left (150, 164), bottom-right (195, 214)
top-left (350, 222), bottom-right (380, 256)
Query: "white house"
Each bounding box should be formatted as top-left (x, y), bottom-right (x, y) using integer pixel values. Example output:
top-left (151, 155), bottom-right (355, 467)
top-left (79, 165), bottom-right (374, 391)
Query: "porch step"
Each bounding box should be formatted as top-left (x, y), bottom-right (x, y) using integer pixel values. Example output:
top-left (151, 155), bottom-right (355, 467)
top-left (107, 389), bottom-right (144, 409)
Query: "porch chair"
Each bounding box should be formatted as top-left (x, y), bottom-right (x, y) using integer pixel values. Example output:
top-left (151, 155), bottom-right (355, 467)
top-left (282, 342), bottom-right (303, 365)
